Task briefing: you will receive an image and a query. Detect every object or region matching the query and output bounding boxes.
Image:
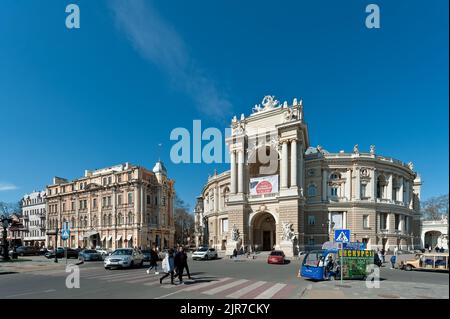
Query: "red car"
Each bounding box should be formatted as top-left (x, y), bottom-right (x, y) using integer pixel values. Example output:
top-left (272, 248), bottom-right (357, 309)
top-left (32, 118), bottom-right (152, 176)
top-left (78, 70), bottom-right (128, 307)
top-left (267, 250), bottom-right (285, 264)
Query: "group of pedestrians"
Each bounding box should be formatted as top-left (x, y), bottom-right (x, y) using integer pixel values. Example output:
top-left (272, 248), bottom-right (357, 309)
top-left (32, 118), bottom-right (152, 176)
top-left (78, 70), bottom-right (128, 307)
top-left (158, 246), bottom-right (192, 285)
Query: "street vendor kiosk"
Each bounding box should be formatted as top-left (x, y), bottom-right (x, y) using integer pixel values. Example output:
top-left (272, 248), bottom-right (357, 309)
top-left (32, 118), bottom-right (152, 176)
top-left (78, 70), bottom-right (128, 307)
top-left (299, 242), bottom-right (375, 281)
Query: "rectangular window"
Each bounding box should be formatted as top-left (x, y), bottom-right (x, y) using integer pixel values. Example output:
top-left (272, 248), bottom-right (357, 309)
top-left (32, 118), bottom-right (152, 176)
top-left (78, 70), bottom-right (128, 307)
top-left (93, 198), bottom-right (97, 209)
top-left (395, 214), bottom-right (400, 230)
top-left (308, 215), bottom-right (315, 225)
top-left (117, 175), bottom-right (122, 183)
top-left (128, 192), bottom-right (133, 204)
top-left (107, 196), bottom-right (111, 207)
top-left (118, 194), bottom-right (122, 205)
top-left (103, 178), bottom-right (107, 186)
top-left (308, 238), bottom-right (315, 247)
top-left (147, 195), bottom-right (151, 205)
top-left (361, 184), bottom-right (367, 198)
top-left (108, 176), bottom-right (112, 184)
top-left (128, 172), bottom-right (132, 181)
top-left (363, 215), bottom-right (369, 229)
top-left (221, 218), bottom-right (228, 234)
top-left (331, 187), bottom-right (338, 197)
top-left (380, 213), bottom-right (387, 230)
top-left (102, 197), bottom-right (106, 208)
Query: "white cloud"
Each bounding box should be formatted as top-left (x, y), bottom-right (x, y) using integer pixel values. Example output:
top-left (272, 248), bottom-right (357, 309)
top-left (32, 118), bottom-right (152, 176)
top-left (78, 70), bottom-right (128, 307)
top-left (109, 0), bottom-right (232, 119)
top-left (0, 183), bottom-right (18, 191)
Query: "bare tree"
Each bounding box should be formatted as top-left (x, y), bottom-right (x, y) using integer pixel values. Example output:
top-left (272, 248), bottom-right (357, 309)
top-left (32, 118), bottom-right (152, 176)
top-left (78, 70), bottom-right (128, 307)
top-left (421, 194), bottom-right (449, 220)
top-left (174, 195), bottom-right (195, 246)
top-left (0, 201), bottom-right (21, 217)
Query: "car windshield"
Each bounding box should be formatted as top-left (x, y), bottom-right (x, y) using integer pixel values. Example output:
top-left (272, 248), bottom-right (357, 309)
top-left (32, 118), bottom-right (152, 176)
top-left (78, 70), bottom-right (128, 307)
top-left (303, 251), bottom-right (324, 267)
top-left (84, 250), bottom-right (97, 253)
top-left (270, 251), bottom-right (283, 256)
top-left (142, 250), bottom-right (151, 253)
top-left (112, 249), bottom-right (132, 256)
top-left (197, 248), bottom-right (208, 252)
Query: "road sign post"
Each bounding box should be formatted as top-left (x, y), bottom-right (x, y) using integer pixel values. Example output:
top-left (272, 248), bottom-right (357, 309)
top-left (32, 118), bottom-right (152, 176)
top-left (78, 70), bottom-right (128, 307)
top-left (334, 229), bottom-right (351, 285)
top-left (61, 223), bottom-right (70, 264)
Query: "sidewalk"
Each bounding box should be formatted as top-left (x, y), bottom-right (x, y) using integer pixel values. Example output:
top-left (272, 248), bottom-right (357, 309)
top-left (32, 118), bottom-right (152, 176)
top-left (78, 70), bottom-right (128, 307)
top-left (299, 280), bottom-right (449, 299)
top-left (0, 256), bottom-right (73, 274)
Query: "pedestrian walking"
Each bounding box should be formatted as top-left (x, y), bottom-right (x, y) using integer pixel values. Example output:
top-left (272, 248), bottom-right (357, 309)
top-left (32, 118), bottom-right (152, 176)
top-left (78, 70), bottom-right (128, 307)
top-left (390, 254), bottom-right (396, 269)
top-left (381, 248), bottom-right (386, 263)
top-left (160, 249), bottom-right (175, 285)
top-left (174, 247), bottom-right (184, 284)
top-left (180, 246), bottom-right (191, 280)
top-left (146, 245), bottom-right (160, 275)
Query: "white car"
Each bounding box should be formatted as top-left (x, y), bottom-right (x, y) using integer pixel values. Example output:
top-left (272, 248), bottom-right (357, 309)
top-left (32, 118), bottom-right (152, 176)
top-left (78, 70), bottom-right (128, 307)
top-left (192, 247), bottom-right (218, 260)
top-left (95, 248), bottom-right (109, 260)
top-left (104, 248), bottom-right (144, 269)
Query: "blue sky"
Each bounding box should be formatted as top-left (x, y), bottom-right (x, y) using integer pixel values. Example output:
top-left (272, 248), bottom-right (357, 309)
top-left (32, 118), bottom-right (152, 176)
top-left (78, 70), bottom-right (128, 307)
top-left (0, 0), bottom-right (448, 210)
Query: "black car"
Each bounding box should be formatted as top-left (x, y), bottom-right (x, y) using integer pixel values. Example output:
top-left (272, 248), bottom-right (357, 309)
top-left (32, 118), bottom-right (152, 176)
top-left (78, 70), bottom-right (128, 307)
top-left (12, 246), bottom-right (39, 256)
top-left (45, 247), bottom-right (79, 259)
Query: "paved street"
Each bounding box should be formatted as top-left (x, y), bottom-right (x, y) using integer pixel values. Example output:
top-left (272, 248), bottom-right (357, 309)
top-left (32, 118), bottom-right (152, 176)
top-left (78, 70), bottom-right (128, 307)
top-left (1, 254), bottom-right (448, 299)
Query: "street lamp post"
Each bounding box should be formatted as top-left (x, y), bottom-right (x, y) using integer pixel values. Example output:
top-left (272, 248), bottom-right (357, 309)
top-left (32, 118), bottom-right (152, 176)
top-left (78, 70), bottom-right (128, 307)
top-left (202, 216), bottom-right (208, 247)
top-left (54, 227), bottom-right (59, 263)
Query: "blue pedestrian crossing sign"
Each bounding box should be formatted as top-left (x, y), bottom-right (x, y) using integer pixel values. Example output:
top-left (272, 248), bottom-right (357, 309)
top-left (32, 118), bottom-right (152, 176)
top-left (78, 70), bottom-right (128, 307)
top-left (334, 229), bottom-right (350, 243)
top-left (61, 227), bottom-right (70, 241)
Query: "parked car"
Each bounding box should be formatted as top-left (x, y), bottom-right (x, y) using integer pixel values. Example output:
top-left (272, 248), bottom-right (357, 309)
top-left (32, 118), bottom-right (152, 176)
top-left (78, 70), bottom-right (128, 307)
top-left (45, 247), bottom-right (79, 259)
top-left (104, 248), bottom-right (144, 269)
top-left (11, 246), bottom-right (39, 256)
top-left (39, 247), bottom-right (48, 255)
top-left (94, 248), bottom-right (109, 260)
top-left (267, 250), bottom-right (285, 264)
top-left (192, 247), bottom-right (218, 260)
top-left (79, 249), bottom-right (102, 261)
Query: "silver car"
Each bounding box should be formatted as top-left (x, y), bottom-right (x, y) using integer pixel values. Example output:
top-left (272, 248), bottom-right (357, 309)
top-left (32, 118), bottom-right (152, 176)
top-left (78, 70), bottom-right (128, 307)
top-left (104, 248), bottom-right (144, 269)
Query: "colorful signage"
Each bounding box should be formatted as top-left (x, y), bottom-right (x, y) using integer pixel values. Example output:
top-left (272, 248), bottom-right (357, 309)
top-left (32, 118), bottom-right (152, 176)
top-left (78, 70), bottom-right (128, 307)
top-left (249, 175), bottom-right (279, 195)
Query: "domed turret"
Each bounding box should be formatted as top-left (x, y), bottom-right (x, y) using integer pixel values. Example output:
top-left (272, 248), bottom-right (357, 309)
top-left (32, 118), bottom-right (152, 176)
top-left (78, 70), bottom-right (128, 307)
top-left (152, 160), bottom-right (167, 175)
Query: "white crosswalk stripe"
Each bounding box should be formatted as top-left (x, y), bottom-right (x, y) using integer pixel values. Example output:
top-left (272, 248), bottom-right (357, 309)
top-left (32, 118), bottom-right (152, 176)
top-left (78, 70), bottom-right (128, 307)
top-left (254, 283), bottom-right (286, 299)
top-left (202, 279), bottom-right (249, 295)
top-left (226, 281), bottom-right (267, 298)
top-left (178, 277), bottom-right (232, 292)
top-left (107, 273), bottom-right (150, 282)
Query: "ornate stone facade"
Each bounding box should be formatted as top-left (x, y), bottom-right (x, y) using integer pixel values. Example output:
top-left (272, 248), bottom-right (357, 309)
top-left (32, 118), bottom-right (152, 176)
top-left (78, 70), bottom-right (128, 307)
top-left (195, 96), bottom-right (422, 256)
top-left (45, 161), bottom-right (175, 250)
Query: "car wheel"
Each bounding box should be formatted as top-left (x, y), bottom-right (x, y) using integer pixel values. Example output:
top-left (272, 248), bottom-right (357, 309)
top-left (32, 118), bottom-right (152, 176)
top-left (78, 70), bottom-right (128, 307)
top-left (405, 265), bottom-right (412, 271)
top-left (204, 255), bottom-right (209, 260)
top-left (139, 260), bottom-right (144, 267)
top-left (329, 275), bottom-right (335, 281)
top-left (20, 253), bottom-right (24, 256)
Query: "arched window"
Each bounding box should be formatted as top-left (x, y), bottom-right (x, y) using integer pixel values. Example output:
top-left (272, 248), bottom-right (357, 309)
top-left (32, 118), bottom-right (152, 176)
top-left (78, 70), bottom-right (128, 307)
top-left (83, 216), bottom-right (88, 228)
top-left (117, 213), bottom-right (123, 226)
top-left (108, 214), bottom-right (112, 226)
top-left (330, 172), bottom-right (341, 180)
top-left (92, 215), bottom-right (97, 227)
top-left (128, 212), bottom-right (133, 225)
top-left (103, 214), bottom-right (107, 227)
top-left (307, 184), bottom-right (317, 197)
top-left (71, 217), bottom-right (76, 228)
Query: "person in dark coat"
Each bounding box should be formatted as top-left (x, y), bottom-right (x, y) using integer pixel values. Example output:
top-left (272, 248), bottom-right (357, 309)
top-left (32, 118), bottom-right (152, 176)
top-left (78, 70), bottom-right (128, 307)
top-left (174, 247), bottom-right (185, 284)
top-left (180, 246), bottom-right (191, 280)
top-left (146, 245), bottom-right (160, 275)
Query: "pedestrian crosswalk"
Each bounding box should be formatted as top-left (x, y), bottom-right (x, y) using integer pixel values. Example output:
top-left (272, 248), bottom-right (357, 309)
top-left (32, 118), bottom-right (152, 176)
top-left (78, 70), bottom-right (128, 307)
top-left (30, 266), bottom-right (299, 299)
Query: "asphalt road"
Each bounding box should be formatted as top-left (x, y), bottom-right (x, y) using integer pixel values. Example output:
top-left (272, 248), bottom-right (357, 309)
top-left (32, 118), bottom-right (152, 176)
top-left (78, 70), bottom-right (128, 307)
top-left (0, 254), bottom-right (448, 299)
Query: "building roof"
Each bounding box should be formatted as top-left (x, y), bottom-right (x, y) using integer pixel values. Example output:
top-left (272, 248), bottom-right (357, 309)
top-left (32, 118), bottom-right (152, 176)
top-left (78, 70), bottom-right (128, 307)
top-left (152, 160), bottom-right (167, 174)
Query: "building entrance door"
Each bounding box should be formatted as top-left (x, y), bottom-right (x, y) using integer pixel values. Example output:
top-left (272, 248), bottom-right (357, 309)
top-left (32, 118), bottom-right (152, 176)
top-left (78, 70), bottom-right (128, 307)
top-left (263, 231), bottom-right (271, 251)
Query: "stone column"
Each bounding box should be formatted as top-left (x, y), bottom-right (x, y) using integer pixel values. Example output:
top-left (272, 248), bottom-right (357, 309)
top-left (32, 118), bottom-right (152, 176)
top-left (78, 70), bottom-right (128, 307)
top-left (322, 170), bottom-right (328, 201)
top-left (355, 167), bottom-right (361, 200)
top-left (398, 177), bottom-right (404, 203)
top-left (237, 150), bottom-right (244, 193)
top-left (290, 139), bottom-right (297, 188)
top-left (387, 174), bottom-right (393, 201)
top-left (230, 151), bottom-right (237, 194)
top-left (281, 141), bottom-right (289, 189)
top-left (299, 143), bottom-right (304, 190)
top-left (370, 169), bottom-right (376, 202)
top-left (214, 186), bottom-right (219, 212)
top-left (345, 169), bottom-right (352, 200)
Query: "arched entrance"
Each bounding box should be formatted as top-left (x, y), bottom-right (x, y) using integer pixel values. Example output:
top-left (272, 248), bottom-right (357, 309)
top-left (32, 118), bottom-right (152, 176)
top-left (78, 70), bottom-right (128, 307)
top-left (251, 212), bottom-right (276, 251)
top-left (424, 231), bottom-right (442, 249)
